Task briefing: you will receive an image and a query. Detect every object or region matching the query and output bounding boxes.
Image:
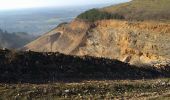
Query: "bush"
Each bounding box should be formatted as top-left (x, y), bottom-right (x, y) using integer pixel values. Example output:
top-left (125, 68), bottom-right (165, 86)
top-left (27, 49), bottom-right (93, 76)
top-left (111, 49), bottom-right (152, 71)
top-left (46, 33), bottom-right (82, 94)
top-left (57, 22), bottom-right (68, 28)
top-left (77, 9), bottom-right (125, 22)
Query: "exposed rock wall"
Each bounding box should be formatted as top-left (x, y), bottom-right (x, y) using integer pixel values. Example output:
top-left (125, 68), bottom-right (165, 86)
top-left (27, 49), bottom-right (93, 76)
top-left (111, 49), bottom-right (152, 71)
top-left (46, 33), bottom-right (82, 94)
top-left (75, 20), bottom-right (170, 66)
top-left (24, 20), bottom-right (170, 66)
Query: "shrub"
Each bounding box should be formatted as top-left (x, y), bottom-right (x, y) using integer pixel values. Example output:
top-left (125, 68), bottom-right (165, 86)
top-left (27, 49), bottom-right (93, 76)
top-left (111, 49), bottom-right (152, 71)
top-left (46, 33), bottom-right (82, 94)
top-left (77, 9), bottom-right (125, 22)
top-left (57, 22), bottom-right (68, 28)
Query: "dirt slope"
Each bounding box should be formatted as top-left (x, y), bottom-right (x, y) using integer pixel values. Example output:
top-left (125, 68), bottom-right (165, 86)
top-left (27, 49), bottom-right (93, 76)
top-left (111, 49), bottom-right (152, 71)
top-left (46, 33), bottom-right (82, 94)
top-left (24, 20), bottom-right (91, 54)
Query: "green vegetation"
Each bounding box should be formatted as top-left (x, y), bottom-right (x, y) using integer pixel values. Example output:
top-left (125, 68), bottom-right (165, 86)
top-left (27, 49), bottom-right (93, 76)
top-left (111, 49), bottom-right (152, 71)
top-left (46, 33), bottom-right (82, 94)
top-left (57, 22), bottom-right (68, 28)
top-left (77, 9), bottom-right (124, 22)
top-left (0, 79), bottom-right (170, 99)
top-left (77, 0), bottom-right (170, 22)
top-left (102, 0), bottom-right (170, 21)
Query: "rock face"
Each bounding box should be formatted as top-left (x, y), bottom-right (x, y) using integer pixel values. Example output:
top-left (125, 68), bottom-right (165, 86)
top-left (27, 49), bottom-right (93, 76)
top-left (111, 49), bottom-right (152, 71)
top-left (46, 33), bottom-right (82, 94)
top-left (24, 19), bottom-right (170, 66)
top-left (24, 0), bottom-right (170, 66)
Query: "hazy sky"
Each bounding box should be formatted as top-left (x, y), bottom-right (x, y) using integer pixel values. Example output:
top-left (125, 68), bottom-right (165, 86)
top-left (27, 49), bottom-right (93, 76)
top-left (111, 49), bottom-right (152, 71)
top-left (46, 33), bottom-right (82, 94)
top-left (0, 0), bottom-right (130, 10)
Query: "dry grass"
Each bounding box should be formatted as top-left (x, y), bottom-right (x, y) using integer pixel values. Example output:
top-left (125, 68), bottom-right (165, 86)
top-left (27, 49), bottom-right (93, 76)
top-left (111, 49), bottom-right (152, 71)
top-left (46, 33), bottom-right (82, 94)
top-left (0, 79), bottom-right (170, 99)
top-left (102, 0), bottom-right (170, 21)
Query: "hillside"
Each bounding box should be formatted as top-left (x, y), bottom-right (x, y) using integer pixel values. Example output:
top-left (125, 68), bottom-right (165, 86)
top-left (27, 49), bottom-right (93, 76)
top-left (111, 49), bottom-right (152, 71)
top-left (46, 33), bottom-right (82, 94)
top-left (24, 0), bottom-right (170, 66)
top-left (1, 1), bottom-right (170, 99)
top-left (102, 0), bottom-right (170, 21)
top-left (0, 29), bottom-right (36, 49)
top-left (24, 20), bottom-right (170, 66)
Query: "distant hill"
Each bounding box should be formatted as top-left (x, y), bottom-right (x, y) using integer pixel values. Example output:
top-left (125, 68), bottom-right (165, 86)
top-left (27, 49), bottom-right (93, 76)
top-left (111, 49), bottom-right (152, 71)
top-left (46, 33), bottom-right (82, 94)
top-left (102, 0), bottom-right (170, 21)
top-left (0, 29), bottom-right (36, 49)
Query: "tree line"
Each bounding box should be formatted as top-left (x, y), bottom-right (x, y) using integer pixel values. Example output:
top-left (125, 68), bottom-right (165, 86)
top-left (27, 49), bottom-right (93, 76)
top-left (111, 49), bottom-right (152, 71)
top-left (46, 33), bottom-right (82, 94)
top-left (77, 9), bottom-right (125, 22)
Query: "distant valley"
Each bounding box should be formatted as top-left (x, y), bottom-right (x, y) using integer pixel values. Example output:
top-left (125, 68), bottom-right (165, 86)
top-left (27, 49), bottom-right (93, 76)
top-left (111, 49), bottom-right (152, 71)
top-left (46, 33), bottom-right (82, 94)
top-left (0, 4), bottom-right (114, 35)
top-left (0, 4), bottom-right (114, 49)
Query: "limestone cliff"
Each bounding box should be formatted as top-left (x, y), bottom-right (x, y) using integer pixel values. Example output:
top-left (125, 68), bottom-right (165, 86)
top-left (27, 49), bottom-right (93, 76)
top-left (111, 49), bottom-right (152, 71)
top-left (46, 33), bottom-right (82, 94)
top-left (24, 19), bottom-right (170, 66)
top-left (74, 20), bottom-right (170, 66)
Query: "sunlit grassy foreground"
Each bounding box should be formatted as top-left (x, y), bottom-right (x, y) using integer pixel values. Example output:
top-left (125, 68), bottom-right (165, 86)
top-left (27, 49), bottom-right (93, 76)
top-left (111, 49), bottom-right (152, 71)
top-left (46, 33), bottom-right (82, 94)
top-left (0, 79), bottom-right (170, 99)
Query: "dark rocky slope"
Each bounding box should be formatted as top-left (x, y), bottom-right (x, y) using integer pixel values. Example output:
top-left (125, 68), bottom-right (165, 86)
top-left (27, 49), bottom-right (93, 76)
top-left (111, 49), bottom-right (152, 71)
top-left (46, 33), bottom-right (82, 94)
top-left (0, 49), bottom-right (169, 83)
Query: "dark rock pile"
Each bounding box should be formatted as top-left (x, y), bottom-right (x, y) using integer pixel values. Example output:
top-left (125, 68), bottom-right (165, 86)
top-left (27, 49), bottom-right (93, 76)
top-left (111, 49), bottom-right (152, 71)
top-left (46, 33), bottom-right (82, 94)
top-left (0, 49), bottom-right (169, 83)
